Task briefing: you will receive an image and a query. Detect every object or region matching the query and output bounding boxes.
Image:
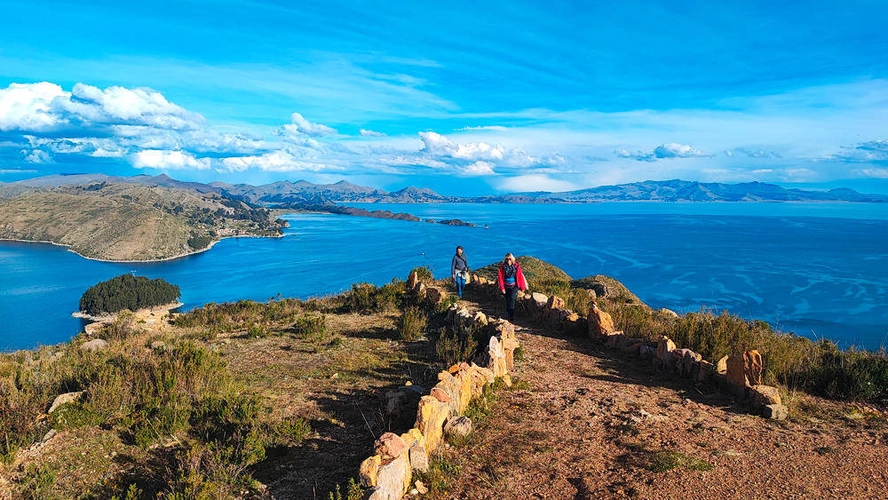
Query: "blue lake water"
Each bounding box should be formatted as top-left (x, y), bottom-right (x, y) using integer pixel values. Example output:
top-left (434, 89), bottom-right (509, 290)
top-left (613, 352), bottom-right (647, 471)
top-left (2, 202), bottom-right (887, 351)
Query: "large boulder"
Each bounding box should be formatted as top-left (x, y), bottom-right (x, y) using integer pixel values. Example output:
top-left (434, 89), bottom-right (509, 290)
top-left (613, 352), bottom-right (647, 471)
top-left (750, 385), bottom-right (782, 408)
top-left (416, 395), bottom-right (452, 452)
top-left (48, 391), bottom-right (84, 414)
top-left (654, 336), bottom-right (677, 370)
top-left (744, 350), bottom-right (763, 386)
top-left (374, 432), bottom-right (409, 460)
top-left (368, 453), bottom-right (411, 500)
top-left (80, 338), bottom-right (108, 353)
top-left (588, 302), bottom-right (616, 339)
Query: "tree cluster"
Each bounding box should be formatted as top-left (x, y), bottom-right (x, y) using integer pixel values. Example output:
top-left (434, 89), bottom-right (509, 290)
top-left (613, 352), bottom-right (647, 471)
top-left (79, 274), bottom-right (180, 316)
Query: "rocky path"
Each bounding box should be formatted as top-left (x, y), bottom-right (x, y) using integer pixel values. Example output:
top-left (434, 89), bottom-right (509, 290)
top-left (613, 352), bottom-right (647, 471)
top-left (429, 313), bottom-right (888, 499)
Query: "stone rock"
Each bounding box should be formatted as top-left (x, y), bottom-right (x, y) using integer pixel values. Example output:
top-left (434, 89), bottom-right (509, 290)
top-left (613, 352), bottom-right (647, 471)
top-left (48, 391), bottom-right (84, 414)
top-left (624, 341), bottom-right (646, 356)
top-left (407, 271), bottom-right (418, 290)
top-left (588, 302), bottom-right (616, 339)
top-left (530, 292), bottom-right (548, 314)
top-left (370, 453), bottom-right (411, 500)
top-left (677, 349), bottom-right (702, 378)
top-left (403, 428), bottom-right (425, 449)
top-left (744, 350), bottom-right (763, 386)
top-left (443, 415), bottom-right (473, 438)
top-left (359, 455), bottom-right (382, 487)
top-left (696, 360), bottom-right (714, 383)
top-left (415, 480), bottom-right (429, 494)
top-left (546, 295), bottom-right (565, 312)
top-left (660, 308), bottom-right (679, 318)
top-left (409, 445), bottom-right (429, 473)
top-left (429, 387), bottom-right (451, 403)
top-left (750, 385), bottom-right (782, 408)
top-left (374, 432), bottom-right (408, 460)
top-left (425, 287), bottom-right (445, 306)
top-left (80, 338), bottom-right (108, 352)
top-left (639, 344), bottom-right (657, 360)
top-left (716, 355), bottom-right (728, 375)
top-left (416, 395), bottom-right (452, 452)
top-left (655, 337), bottom-right (677, 370)
top-left (763, 404), bottom-right (788, 421)
top-left (472, 311), bottom-right (488, 328)
top-left (726, 353), bottom-right (749, 389)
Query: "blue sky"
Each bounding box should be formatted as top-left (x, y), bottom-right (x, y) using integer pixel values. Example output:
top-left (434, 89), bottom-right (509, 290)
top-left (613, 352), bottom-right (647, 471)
top-left (1, 0), bottom-right (887, 195)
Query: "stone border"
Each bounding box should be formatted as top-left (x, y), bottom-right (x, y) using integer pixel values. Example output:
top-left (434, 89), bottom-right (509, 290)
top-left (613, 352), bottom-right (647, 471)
top-left (358, 274), bottom-right (520, 499)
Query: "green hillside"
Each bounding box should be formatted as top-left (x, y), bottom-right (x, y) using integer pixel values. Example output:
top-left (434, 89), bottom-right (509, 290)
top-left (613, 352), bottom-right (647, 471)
top-left (0, 181), bottom-right (285, 261)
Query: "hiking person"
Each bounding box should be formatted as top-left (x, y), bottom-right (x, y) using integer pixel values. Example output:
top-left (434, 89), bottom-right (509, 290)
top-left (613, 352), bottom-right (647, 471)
top-left (451, 245), bottom-right (469, 298)
top-left (497, 253), bottom-right (527, 321)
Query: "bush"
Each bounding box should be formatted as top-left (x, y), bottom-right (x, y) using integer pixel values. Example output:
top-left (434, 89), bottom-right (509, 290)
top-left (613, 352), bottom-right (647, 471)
top-left (294, 313), bottom-right (328, 346)
top-left (411, 265), bottom-right (434, 283)
top-left (100, 310), bottom-right (139, 341)
top-left (435, 329), bottom-right (477, 367)
top-left (397, 307), bottom-right (428, 341)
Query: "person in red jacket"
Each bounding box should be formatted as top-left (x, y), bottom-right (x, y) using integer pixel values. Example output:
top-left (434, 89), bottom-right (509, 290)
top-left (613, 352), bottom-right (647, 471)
top-left (497, 253), bottom-right (528, 322)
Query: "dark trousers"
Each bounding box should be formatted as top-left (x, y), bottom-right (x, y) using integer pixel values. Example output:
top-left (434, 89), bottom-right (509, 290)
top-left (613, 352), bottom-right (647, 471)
top-left (504, 286), bottom-right (518, 321)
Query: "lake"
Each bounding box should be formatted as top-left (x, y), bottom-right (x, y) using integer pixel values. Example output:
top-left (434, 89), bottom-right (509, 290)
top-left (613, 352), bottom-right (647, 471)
top-left (2, 202), bottom-right (887, 351)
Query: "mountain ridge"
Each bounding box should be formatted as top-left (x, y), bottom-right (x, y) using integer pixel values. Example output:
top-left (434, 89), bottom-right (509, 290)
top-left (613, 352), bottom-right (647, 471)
top-left (4, 174), bottom-right (886, 204)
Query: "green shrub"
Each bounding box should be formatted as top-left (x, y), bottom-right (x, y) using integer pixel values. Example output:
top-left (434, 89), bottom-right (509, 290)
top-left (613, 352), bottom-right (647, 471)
top-left (294, 313), bottom-right (328, 346)
top-left (411, 265), bottom-right (434, 283)
top-left (435, 329), bottom-right (477, 367)
top-left (100, 310), bottom-right (139, 341)
top-left (328, 478), bottom-right (363, 500)
top-left (397, 307), bottom-right (428, 341)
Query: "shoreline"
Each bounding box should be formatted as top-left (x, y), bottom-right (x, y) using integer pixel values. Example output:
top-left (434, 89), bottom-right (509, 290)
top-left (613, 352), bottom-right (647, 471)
top-left (71, 301), bottom-right (185, 322)
top-left (0, 233), bottom-right (283, 264)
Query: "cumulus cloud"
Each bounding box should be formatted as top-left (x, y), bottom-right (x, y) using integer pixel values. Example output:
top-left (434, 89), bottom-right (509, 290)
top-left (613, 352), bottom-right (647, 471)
top-left (463, 160), bottom-right (495, 175)
top-left (280, 112), bottom-right (336, 138)
top-left (0, 82), bottom-right (201, 133)
top-left (220, 151), bottom-right (341, 173)
top-left (616, 143), bottom-right (710, 161)
top-left (132, 150), bottom-right (211, 170)
top-left (417, 131), bottom-right (561, 172)
top-left (359, 128), bottom-right (385, 137)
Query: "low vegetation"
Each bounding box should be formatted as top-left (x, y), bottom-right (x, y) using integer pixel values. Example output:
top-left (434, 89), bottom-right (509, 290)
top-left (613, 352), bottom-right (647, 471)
top-left (515, 257), bottom-right (888, 404)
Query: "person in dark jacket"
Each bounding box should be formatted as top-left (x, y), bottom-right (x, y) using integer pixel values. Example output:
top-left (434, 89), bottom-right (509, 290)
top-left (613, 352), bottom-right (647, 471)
top-left (497, 253), bottom-right (528, 321)
top-left (451, 245), bottom-right (469, 298)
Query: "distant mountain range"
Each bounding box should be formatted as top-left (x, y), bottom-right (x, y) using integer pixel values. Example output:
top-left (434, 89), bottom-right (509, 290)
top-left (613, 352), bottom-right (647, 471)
top-left (3, 173), bottom-right (887, 204)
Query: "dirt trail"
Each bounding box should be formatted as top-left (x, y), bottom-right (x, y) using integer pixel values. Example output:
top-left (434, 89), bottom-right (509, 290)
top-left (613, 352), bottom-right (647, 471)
top-left (430, 298), bottom-right (888, 499)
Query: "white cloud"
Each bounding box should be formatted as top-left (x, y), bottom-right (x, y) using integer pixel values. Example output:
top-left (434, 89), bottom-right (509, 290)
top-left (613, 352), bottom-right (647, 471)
top-left (827, 139), bottom-right (888, 163)
top-left (0, 82), bottom-right (67, 131)
top-left (0, 82), bottom-right (201, 133)
top-left (616, 143), bottom-right (710, 161)
top-left (23, 149), bottom-right (52, 163)
top-left (496, 174), bottom-right (576, 193)
top-left (859, 168), bottom-right (888, 178)
top-left (360, 128), bottom-right (385, 137)
top-left (220, 151), bottom-right (342, 173)
top-left (463, 161), bottom-right (495, 175)
top-left (132, 150), bottom-right (211, 170)
top-left (280, 112), bottom-right (336, 138)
